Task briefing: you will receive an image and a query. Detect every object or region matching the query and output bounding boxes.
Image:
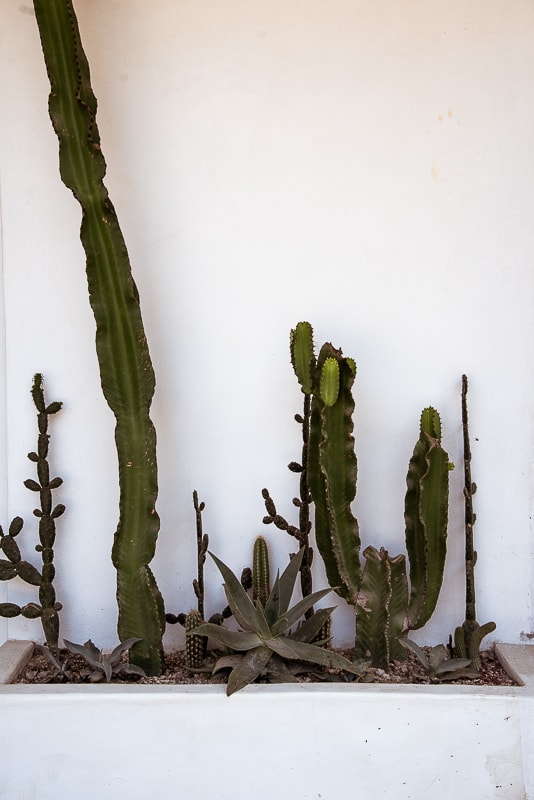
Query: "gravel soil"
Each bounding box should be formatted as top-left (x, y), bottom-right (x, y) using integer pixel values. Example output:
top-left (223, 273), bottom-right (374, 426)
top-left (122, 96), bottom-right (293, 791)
top-left (14, 645), bottom-right (516, 687)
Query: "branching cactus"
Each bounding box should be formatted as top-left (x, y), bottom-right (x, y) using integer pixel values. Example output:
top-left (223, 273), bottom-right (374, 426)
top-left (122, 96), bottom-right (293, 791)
top-left (283, 323), bottom-right (451, 668)
top-left (33, 0), bottom-right (165, 673)
top-left (454, 375), bottom-right (496, 669)
top-left (262, 322), bottom-right (316, 608)
top-left (0, 374), bottom-right (64, 646)
top-left (405, 407), bottom-right (451, 630)
top-left (356, 410), bottom-right (451, 667)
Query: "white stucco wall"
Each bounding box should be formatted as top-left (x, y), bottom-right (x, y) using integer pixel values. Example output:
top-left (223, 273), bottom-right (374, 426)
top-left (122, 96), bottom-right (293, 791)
top-left (0, 0), bottom-right (533, 650)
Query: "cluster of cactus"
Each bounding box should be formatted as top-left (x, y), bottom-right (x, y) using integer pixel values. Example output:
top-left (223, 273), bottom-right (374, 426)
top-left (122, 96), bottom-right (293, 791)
top-left (33, 0), bottom-right (165, 674)
top-left (453, 375), bottom-right (495, 669)
top-left (288, 322), bottom-right (452, 668)
top-left (167, 494), bottom-right (277, 671)
top-left (0, 375), bottom-right (64, 647)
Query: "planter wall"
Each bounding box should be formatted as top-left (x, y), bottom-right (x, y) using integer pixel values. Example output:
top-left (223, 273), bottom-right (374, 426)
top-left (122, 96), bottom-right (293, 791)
top-left (1, 642), bottom-right (533, 799)
top-left (1, 682), bottom-right (532, 800)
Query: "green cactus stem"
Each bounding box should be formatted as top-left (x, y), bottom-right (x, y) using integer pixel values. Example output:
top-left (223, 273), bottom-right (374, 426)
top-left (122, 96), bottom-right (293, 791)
top-left (0, 375), bottom-right (64, 646)
top-left (185, 609), bottom-right (207, 670)
top-left (308, 342), bottom-right (361, 606)
top-left (262, 322), bottom-right (317, 610)
top-left (454, 375), bottom-right (496, 669)
top-left (252, 536), bottom-right (271, 607)
top-left (405, 407), bottom-right (450, 630)
top-left (33, 0), bottom-right (165, 673)
top-left (355, 546), bottom-right (408, 668)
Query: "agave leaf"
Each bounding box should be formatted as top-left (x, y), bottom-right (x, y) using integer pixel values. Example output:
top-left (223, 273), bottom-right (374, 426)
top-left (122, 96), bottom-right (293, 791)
top-left (226, 646), bottom-right (272, 696)
top-left (113, 663), bottom-right (147, 678)
top-left (101, 660), bottom-right (113, 682)
top-left (277, 588), bottom-right (333, 634)
top-left (63, 639), bottom-right (103, 670)
top-left (275, 547), bottom-right (305, 615)
top-left (209, 552), bottom-right (266, 634)
top-left (267, 636), bottom-right (362, 675)
top-left (252, 599), bottom-right (273, 640)
top-left (434, 658), bottom-right (473, 677)
top-left (398, 637), bottom-right (428, 669)
top-left (289, 607), bottom-right (335, 643)
top-left (428, 644), bottom-right (449, 673)
top-left (191, 622), bottom-right (262, 651)
top-left (108, 637), bottom-right (143, 666)
top-left (212, 654), bottom-right (244, 674)
top-left (264, 570), bottom-right (282, 624)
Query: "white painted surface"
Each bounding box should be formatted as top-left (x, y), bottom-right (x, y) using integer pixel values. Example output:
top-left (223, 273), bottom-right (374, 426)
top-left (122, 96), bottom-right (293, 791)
top-left (0, 1), bottom-right (533, 649)
top-left (0, 682), bottom-right (530, 800)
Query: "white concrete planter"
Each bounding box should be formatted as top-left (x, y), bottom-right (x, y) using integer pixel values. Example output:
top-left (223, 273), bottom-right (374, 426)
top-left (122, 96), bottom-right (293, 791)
top-left (1, 642), bottom-right (533, 800)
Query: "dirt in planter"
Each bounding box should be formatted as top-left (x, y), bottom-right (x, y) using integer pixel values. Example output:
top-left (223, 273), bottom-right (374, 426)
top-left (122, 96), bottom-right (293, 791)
top-left (13, 645), bottom-right (516, 687)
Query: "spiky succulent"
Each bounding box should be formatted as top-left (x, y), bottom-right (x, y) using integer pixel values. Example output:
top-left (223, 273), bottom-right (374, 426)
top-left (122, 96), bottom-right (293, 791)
top-left (399, 639), bottom-right (474, 681)
top-left (191, 548), bottom-right (363, 695)
top-left (63, 638), bottom-right (146, 683)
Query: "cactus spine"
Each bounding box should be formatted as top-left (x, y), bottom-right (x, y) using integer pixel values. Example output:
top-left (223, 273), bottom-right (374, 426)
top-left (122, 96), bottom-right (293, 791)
top-left (0, 375), bottom-right (64, 646)
top-left (33, 0), bottom-right (165, 673)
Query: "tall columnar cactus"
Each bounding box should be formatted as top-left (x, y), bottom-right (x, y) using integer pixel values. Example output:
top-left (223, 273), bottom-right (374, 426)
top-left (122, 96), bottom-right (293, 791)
top-left (0, 375), bottom-right (64, 646)
top-left (308, 341), bottom-right (361, 606)
top-left (404, 407), bottom-right (451, 630)
top-left (33, 0), bottom-right (165, 673)
top-left (454, 375), bottom-right (495, 669)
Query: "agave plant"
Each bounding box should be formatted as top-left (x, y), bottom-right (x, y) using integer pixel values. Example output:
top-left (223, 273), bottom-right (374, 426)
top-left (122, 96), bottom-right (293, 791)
top-left (399, 639), bottom-right (474, 682)
top-left (63, 638), bottom-right (146, 683)
top-left (191, 548), bottom-right (364, 695)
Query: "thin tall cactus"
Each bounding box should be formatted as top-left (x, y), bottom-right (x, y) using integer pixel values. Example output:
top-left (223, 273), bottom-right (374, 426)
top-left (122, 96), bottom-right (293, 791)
top-left (33, 0), bottom-right (165, 673)
top-left (454, 375), bottom-right (496, 669)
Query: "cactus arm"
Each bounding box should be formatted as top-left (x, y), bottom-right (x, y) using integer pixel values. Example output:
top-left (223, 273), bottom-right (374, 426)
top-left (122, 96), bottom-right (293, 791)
top-left (308, 344), bottom-right (361, 604)
top-left (33, 0), bottom-right (165, 673)
top-left (355, 546), bottom-right (408, 668)
top-left (405, 408), bottom-right (450, 630)
top-left (290, 322), bottom-right (316, 394)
